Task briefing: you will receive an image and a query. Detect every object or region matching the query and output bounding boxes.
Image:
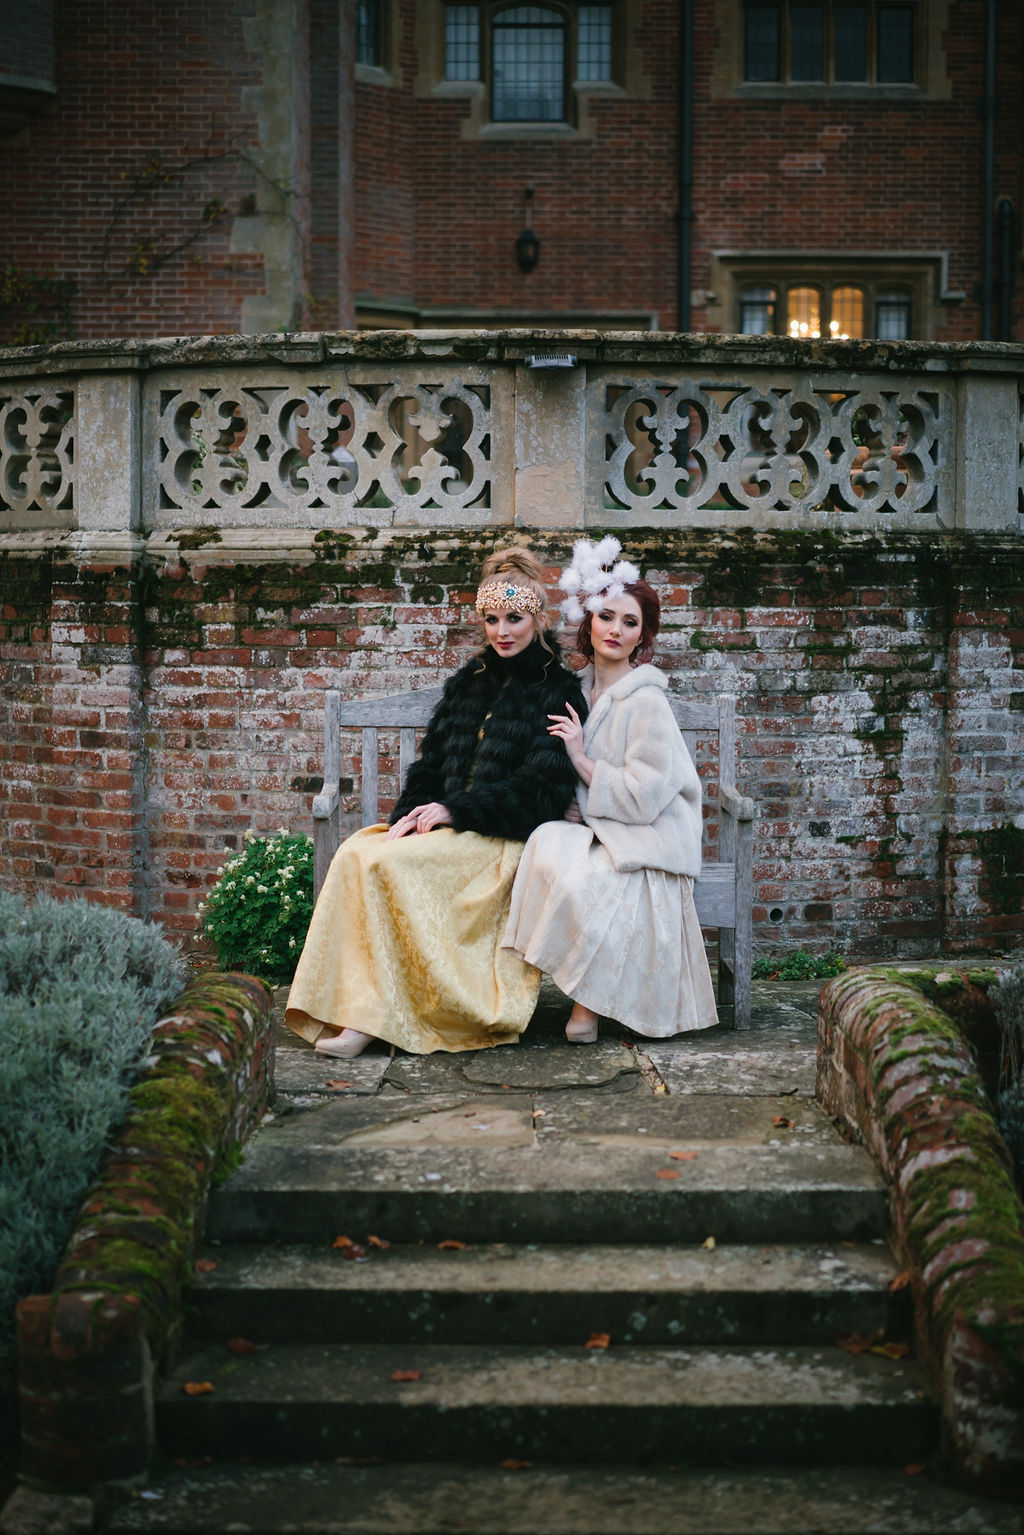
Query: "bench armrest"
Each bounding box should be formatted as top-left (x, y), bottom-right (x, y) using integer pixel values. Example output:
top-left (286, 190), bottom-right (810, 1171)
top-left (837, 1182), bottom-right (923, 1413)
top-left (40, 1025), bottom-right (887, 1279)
top-left (720, 784), bottom-right (756, 822)
top-left (312, 785), bottom-right (340, 821)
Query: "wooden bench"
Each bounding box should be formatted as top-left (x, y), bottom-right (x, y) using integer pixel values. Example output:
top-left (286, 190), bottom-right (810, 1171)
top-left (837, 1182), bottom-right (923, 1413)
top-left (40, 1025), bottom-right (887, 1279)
top-left (312, 687), bottom-right (755, 1029)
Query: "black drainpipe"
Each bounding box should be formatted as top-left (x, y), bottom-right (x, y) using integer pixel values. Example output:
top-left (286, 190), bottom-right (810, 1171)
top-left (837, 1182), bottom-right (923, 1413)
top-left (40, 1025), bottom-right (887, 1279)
top-left (981, 0), bottom-right (997, 339)
top-left (678, 0), bottom-right (693, 332)
top-left (997, 198), bottom-right (1014, 340)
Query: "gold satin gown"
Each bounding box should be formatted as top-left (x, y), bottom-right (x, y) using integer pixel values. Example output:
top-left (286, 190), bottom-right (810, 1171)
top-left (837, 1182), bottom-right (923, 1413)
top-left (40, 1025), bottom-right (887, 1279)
top-left (285, 824), bottom-right (541, 1054)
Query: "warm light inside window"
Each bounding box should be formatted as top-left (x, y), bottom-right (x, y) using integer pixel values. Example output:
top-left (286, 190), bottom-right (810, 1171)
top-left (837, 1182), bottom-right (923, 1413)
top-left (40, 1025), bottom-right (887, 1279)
top-left (831, 285), bottom-right (864, 339)
top-left (787, 286), bottom-right (820, 338)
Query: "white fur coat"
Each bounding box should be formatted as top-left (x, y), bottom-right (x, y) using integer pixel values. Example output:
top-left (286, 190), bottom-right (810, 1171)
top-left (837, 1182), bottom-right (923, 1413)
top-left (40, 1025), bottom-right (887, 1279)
top-left (576, 664), bottom-right (703, 877)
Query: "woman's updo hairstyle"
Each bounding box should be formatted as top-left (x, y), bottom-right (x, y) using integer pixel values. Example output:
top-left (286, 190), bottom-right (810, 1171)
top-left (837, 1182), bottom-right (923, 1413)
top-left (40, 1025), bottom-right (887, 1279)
top-left (478, 546), bottom-right (551, 631)
top-left (576, 578), bottom-right (661, 667)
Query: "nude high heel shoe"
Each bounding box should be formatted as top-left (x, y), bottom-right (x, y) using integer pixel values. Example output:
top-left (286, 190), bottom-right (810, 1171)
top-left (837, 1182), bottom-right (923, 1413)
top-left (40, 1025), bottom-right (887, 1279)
top-left (565, 1013), bottom-right (599, 1044)
top-left (314, 1028), bottom-right (374, 1058)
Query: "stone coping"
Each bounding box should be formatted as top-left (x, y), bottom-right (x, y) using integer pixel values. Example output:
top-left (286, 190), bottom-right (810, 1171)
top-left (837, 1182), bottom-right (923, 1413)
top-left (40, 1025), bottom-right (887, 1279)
top-left (2, 329), bottom-right (1024, 380)
top-left (817, 964), bottom-right (1024, 1498)
top-left (14, 974), bottom-right (274, 1494)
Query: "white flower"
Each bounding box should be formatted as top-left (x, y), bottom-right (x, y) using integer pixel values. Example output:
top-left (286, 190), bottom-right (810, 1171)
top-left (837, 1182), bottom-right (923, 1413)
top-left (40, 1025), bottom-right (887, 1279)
top-left (246, 876), bottom-right (255, 886)
top-left (257, 884), bottom-right (268, 894)
top-left (289, 936), bottom-right (297, 947)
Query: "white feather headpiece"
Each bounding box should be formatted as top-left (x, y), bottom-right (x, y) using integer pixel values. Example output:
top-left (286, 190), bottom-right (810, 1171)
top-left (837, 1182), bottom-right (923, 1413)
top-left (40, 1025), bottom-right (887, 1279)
top-left (557, 536), bottom-right (641, 625)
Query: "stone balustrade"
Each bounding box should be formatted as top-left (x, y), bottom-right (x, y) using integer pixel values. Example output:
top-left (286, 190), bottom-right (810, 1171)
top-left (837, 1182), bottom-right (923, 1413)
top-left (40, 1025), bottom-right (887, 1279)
top-left (0, 330), bottom-right (1022, 958)
top-left (2, 330), bottom-right (1022, 538)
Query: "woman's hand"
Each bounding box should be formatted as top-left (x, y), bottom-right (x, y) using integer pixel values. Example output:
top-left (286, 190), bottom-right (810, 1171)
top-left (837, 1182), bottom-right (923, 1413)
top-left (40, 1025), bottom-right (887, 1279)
top-left (548, 703), bottom-right (594, 786)
top-left (563, 799), bottom-right (584, 824)
top-left (387, 802), bottom-right (453, 839)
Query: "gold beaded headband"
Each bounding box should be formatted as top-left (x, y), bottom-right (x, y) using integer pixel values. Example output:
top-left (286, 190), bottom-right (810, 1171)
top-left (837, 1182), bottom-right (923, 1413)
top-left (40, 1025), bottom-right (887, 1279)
top-left (475, 579), bottom-right (544, 617)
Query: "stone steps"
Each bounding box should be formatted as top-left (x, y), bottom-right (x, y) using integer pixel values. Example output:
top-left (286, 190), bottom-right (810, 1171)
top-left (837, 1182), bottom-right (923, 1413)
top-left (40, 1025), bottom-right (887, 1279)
top-left (156, 1340), bottom-right (936, 1468)
top-left (207, 1133), bottom-right (889, 1247)
top-left (186, 1239), bottom-right (909, 1346)
top-left (107, 1462), bottom-right (1024, 1535)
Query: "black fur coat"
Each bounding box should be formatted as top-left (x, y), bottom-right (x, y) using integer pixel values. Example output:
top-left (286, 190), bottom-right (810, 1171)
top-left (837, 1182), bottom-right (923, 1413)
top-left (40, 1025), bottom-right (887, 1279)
top-left (390, 636), bottom-right (587, 843)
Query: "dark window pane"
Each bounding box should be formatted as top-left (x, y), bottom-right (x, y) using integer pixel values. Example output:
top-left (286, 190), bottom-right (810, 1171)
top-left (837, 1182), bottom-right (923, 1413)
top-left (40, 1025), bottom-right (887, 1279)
top-left (492, 6), bottom-right (565, 121)
top-left (445, 5), bottom-right (480, 80)
top-left (745, 4), bottom-right (780, 82)
top-left (834, 5), bottom-right (867, 81)
top-left (875, 289), bottom-right (912, 338)
top-left (878, 5), bottom-right (914, 83)
top-left (740, 286), bottom-right (777, 335)
top-left (578, 5), bottom-right (613, 82)
top-left (356, 0), bottom-right (380, 66)
top-left (791, 5), bottom-right (824, 81)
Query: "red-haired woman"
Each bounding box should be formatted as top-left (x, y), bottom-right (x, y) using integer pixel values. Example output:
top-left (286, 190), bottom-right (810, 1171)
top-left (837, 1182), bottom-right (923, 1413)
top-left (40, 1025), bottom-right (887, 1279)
top-left (504, 538), bottom-right (718, 1042)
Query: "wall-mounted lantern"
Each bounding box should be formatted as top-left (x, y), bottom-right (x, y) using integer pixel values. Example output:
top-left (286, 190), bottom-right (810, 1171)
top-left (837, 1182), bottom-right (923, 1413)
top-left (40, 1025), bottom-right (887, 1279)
top-left (515, 185), bottom-right (540, 273)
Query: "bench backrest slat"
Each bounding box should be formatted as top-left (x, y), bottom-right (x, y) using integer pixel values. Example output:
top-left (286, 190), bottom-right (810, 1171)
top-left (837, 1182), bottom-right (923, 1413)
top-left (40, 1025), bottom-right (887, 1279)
top-left (328, 687), bottom-right (735, 826)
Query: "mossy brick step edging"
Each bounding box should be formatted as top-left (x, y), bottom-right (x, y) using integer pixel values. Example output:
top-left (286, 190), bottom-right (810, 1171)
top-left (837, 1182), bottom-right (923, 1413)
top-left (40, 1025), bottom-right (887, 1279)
top-left (817, 964), bottom-right (1024, 1498)
top-left (14, 974), bottom-right (274, 1494)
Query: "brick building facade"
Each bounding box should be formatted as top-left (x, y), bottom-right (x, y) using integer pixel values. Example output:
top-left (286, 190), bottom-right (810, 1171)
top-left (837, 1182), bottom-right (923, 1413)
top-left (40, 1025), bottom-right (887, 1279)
top-left (1, 1), bottom-right (1021, 343)
top-left (1, 5), bottom-right (1022, 966)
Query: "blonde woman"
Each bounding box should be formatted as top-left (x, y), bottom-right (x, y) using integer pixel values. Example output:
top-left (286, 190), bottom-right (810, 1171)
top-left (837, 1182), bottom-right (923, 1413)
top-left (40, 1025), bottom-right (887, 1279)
top-left (286, 547), bottom-right (586, 1057)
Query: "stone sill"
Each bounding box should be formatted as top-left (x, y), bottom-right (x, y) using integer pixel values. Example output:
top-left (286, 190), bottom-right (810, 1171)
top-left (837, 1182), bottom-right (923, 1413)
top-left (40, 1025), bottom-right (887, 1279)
top-left (2, 330), bottom-right (1024, 383)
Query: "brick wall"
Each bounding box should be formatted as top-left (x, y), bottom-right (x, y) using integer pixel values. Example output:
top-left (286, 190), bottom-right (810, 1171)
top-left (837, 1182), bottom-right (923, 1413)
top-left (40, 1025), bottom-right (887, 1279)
top-left (4, 0), bottom-right (1020, 344)
top-left (2, 529), bottom-right (1021, 958)
top-left (1, 1), bottom-right (272, 342)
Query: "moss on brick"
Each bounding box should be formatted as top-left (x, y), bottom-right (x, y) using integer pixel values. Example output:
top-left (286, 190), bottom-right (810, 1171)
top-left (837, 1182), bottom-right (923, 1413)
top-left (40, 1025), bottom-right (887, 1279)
top-left (43, 974), bottom-right (273, 1359)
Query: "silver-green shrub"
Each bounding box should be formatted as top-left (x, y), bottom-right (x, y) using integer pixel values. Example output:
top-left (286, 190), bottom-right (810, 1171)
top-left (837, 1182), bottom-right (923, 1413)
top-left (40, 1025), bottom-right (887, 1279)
top-left (992, 958), bottom-right (1024, 1189)
top-left (0, 892), bottom-right (186, 1385)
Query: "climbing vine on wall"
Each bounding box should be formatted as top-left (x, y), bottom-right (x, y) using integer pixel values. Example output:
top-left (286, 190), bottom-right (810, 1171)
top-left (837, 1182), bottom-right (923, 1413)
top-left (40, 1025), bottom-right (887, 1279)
top-left (0, 265), bottom-right (76, 345)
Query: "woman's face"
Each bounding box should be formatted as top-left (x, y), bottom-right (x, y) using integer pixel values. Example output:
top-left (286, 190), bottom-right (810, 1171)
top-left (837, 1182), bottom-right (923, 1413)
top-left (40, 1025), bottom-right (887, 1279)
top-left (482, 609), bottom-right (537, 658)
top-left (590, 594), bottom-right (644, 663)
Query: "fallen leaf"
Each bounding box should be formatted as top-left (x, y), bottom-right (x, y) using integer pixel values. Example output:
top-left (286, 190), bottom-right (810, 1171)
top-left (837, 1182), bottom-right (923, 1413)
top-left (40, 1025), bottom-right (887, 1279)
top-left (182, 1381), bottom-right (214, 1396)
top-left (341, 1243), bottom-right (368, 1262)
top-left (903, 1462), bottom-right (926, 1476)
top-left (225, 1337), bottom-right (258, 1355)
top-left (332, 1235), bottom-right (354, 1249)
top-left (193, 1258), bottom-right (219, 1273)
top-left (655, 1168), bottom-right (680, 1180)
top-left (870, 1341), bottom-right (911, 1359)
top-left (772, 1115), bottom-right (793, 1128)
top-left (500, 1459), bottom-right (532, 1470)
top-left (668, 1150), bottom-right (699, 1161)
top-left (653, 1082), bottom-right (669, 1095)
top-left (701, 1236), bottom-right (716, 1251)
top-left (836, 1329), bottom-right (884, 1354)
top-left (532, 1109), bottom-right (547, 1118)
top-left (585, 1332), bottom-right (611, 1350)
top-left (367, 1234), bottom-right (391, 1250)
top-left (325, 1079), bottom-right (354, 1090)
top-left (437, 1239), bottom-right (467, 1250)
top-left (888, 1270), bottom-right (912, 1292)
top-left (390, 1369), bottom-right (422, 1382)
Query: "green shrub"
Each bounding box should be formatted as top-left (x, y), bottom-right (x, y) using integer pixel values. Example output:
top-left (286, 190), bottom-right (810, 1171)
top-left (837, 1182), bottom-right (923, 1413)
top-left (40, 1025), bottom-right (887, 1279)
top-left (0, 891), bottom-right (186, 1384)
top-left (992, 958), bottom-right (1024, 1188)
top-left (199, 828), bottom-right (314, 986)
top-left (752, 947), bottom-right (846, 981)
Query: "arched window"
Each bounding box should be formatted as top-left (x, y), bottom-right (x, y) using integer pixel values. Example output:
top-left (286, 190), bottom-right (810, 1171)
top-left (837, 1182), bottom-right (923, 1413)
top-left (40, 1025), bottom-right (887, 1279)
top-left (739, 285), bottom-right (777, 335)
top-left (492, 6), bottom-right (567, 122)
top-left (875, 289), bottom-right (912, 339)
top-left (786, 286), bottom-right (821, 338)
top-left (830, 286), bottom-right (864, 339)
